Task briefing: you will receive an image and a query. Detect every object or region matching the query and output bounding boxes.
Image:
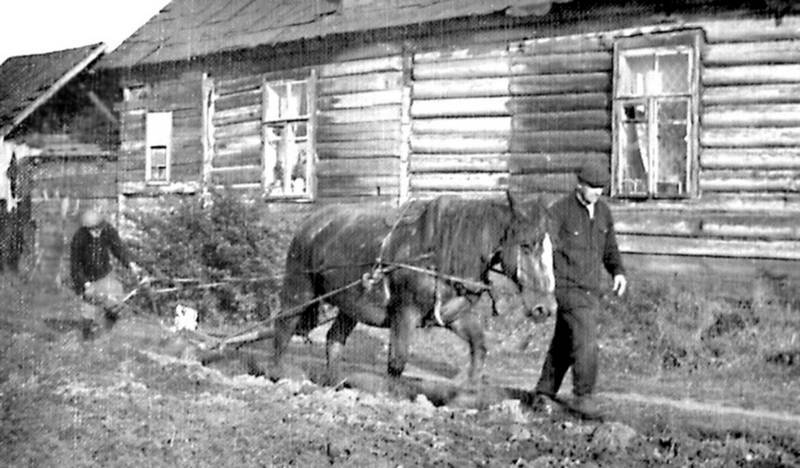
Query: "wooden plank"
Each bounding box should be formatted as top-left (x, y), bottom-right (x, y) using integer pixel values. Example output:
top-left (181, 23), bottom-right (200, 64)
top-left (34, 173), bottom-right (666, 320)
top-left (509, 72), bottom-right (610, 96)
top-left (701, 127), bottom-right (800, 148)
top-left (702, 84), bottom-right (800, 105)
top-left (508, 173), bottom-right (576, 193)
top-left (212, 148), bottom-right (262, 168)
top-left (317, 105), bottom-right (401, 124)
top-left (317, 121), bottom-right (401, 142)
top-left (507, 152), bottom-right (607, 174)
top-left (617, 234), bottom-right (800, 261)
top-left (701, 148), bottom-right (800, 170)
top-left (410, 136), bottom-right (508, 154)
top-left (701, 220), bottom-right (800, 241)
top-left (170, 161), bottom-right (204, 180)
top-left (409, 153), bottom-right (508, 173)
top-left (214, 88), bottom-right (261, 112)
top-left (414, 44), bottom-right (509, 63)
top-left (701, 17), bottom-right (800, 44)
top-left (510, 35), bottom-right (612, 55)
top-left (209, 166), bottom-right (263, 186)
top-left (214, 135), bottom-right (262, 156)
top-left (316, 140), bottom-right (400, 159)
top-left (413, 56), bottom-right (511, 80)
top-left (703, 65), bottom-right (800, 86)
top-left (610, 193), bottom-right (800, 214)
top-left (510, 130), bottom-right (612, 153)
top-left (317, 158), bottom-right (400, 177)
top-left (412, 117), bottom-right (511, 135)
top-left (317, 89), bottom-right (403, 110)
top-left (215, 75), bottom-right (262, 96)
top-left (614, 210), bottom-right (800, 240)
top-left (319, 56), bottom-right (403, 78)
top-left (212, 104), bottom-right (261, 127)
top-left (214, 120), bottom-right (261, 140)
top-left (508, 93), bottom-right (609, 114)
top-left (318, 72), bottom-right (402, 96)
top-left (513, 110), bottom-right (610, 131)
top-left (704, 40), bottom-right (800, 66)
top-left (700, 169), bottom-right (800, 192)
top-left (510, 52), bottom-right (612, 76)
top-left (614, 211), bottom-right (699, 237)
top-left (409, 189), bottom-right (504, 199)
top-left (412, 77), bottom-right (510, 99)
top-left (317, 175), bottom-right (400, 197)
top-left (702, 104), bottom-right (800, 128)
top-left (410, 97), bottom-right (509, 117)
top-left (410, 173), bottom-right (505, 191)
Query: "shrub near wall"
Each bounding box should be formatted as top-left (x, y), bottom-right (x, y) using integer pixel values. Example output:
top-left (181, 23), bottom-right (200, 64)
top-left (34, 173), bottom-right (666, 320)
top-left (127, 191), bottom-right (298, 324)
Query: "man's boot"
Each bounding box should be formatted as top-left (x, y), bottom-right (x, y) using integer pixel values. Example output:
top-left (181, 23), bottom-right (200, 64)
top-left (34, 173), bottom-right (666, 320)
top-left (566, 394), bottom-right (602, 420)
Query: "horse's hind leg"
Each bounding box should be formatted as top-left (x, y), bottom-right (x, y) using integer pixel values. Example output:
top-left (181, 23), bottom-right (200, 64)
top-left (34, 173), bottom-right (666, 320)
top-left (388, 304), bottom-right (421, 377)
top-left (325, 313), bottom-right (357, 385)
top-left (447, 308), bottom-right (487, 386)
top-left (271, 275), bottom-right (315, 381)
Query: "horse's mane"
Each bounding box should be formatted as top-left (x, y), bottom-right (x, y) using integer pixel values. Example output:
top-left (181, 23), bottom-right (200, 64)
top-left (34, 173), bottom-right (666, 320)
top-left (415, 196), bottom-right (515, 280)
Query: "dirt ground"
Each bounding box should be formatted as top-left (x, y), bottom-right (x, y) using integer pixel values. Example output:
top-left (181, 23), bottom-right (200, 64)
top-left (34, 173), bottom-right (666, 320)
top-left (1, 274), bottom-right (799, 467)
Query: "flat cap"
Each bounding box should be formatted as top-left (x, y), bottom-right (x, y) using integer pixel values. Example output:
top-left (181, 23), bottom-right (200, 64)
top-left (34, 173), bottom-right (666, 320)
top-left (577, 160), bottom-right (610, 188)
top-left (80, 209), bottom-right (103, 228)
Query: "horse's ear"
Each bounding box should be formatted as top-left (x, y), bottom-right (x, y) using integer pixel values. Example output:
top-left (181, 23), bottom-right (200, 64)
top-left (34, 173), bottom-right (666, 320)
top-left (506, 190), bottom-right (518, 212)
top-left (505, 190), bottom-right (530, 221)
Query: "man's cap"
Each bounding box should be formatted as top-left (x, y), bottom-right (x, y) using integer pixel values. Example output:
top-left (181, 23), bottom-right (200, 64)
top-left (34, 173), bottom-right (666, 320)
top-left (576, 160), bottom-right (610, 188)
top-left (80, 209), bottom-right (103, 228)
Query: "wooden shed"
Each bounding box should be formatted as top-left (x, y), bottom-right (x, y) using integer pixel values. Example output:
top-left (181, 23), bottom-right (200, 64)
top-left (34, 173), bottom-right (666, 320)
top-left (100, 0), bottom-right (800, 291)
top-left (0, 43), bottom-right (120, 284)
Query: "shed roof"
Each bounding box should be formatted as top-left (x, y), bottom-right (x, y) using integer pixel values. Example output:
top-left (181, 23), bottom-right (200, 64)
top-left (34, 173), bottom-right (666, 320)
top-left (0, 43), bottom-right (106, 139)
top-left (101, 0), bottom-right (571, 69)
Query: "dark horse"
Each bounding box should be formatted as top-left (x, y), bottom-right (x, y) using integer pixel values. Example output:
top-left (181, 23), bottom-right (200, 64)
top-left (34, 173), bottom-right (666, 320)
top-left (270, 193), bottom-right (556, 385)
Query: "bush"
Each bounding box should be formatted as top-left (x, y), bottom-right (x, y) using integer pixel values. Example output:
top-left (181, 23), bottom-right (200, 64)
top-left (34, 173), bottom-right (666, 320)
top-left (127, 190), bottom-right (294, 324)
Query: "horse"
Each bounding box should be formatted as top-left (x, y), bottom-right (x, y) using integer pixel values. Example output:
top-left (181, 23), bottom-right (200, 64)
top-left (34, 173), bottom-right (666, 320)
top-left (269, 192), bottom-right (556, 386)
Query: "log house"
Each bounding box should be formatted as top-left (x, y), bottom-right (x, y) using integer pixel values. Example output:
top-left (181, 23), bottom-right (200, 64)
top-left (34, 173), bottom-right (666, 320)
top-left (100, 0), bottom-right (800, 290)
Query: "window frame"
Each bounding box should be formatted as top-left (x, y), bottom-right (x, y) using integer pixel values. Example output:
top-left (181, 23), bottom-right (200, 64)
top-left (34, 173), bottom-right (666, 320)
top-left (145, 111), bottom-right (173, 185)
top-left (261, 72), bottom-right (316, 200)
top-left (611, 30), bottom-right (702, 199)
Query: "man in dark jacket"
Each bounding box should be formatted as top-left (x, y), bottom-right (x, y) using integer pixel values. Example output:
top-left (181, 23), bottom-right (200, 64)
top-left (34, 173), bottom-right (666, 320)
top-left (71, 209), bottom-right (140, 338)
top-left (533, 160), bottom-right (627, 419)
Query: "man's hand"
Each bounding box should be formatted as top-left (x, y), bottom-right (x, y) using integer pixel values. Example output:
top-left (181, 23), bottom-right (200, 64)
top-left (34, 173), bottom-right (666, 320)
top-left (612, 274), bottom-right (627, 297)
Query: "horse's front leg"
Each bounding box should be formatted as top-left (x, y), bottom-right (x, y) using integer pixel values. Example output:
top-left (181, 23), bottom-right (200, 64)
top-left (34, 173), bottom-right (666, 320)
top-left (446, 304), bottom-right (487, 387)
top-left (387, 302), bottom-right (420, 377)
top-left (325, 313), bottom-right (357, 385)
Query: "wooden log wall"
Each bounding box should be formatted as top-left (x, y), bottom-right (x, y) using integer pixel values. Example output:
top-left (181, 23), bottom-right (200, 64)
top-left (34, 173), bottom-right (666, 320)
top-left (210, 73), bottom-right (263, 189)
top-left (700, 24), bottom-right (800, 199)
top-left (317, 55), bottom-right (404, 200)
top-left (507, 36), bottom-right (612, 197)
top-left (408, 36), bottom-right (612, 198)
top-left (208, 55), bottom-right (405, 200)
top-left (408, 17), bottom-right (800, 276)
top-left (410, 44), bottom-right (511, 197)
top-left (118, 72), bottom-right (205, 193)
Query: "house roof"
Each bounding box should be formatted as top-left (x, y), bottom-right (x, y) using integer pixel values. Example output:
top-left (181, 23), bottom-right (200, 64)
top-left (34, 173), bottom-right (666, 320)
top-left (101, 0), bottom-right (572, 69)
top-left (0, 43), bottom-right (106, 139)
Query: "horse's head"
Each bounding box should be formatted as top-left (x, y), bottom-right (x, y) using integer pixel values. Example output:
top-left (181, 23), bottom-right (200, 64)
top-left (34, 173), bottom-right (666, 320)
top-left (493, 192), bottom-right (557, 322)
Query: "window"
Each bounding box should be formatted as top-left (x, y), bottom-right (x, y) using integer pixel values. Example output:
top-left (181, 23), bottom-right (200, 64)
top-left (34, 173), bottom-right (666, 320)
top-left (145, 112), bottom-right (172, 184)
top-left (612, 31), bottom-right (701, 198)
top-left (262, 78), bottom-right (313, 198)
